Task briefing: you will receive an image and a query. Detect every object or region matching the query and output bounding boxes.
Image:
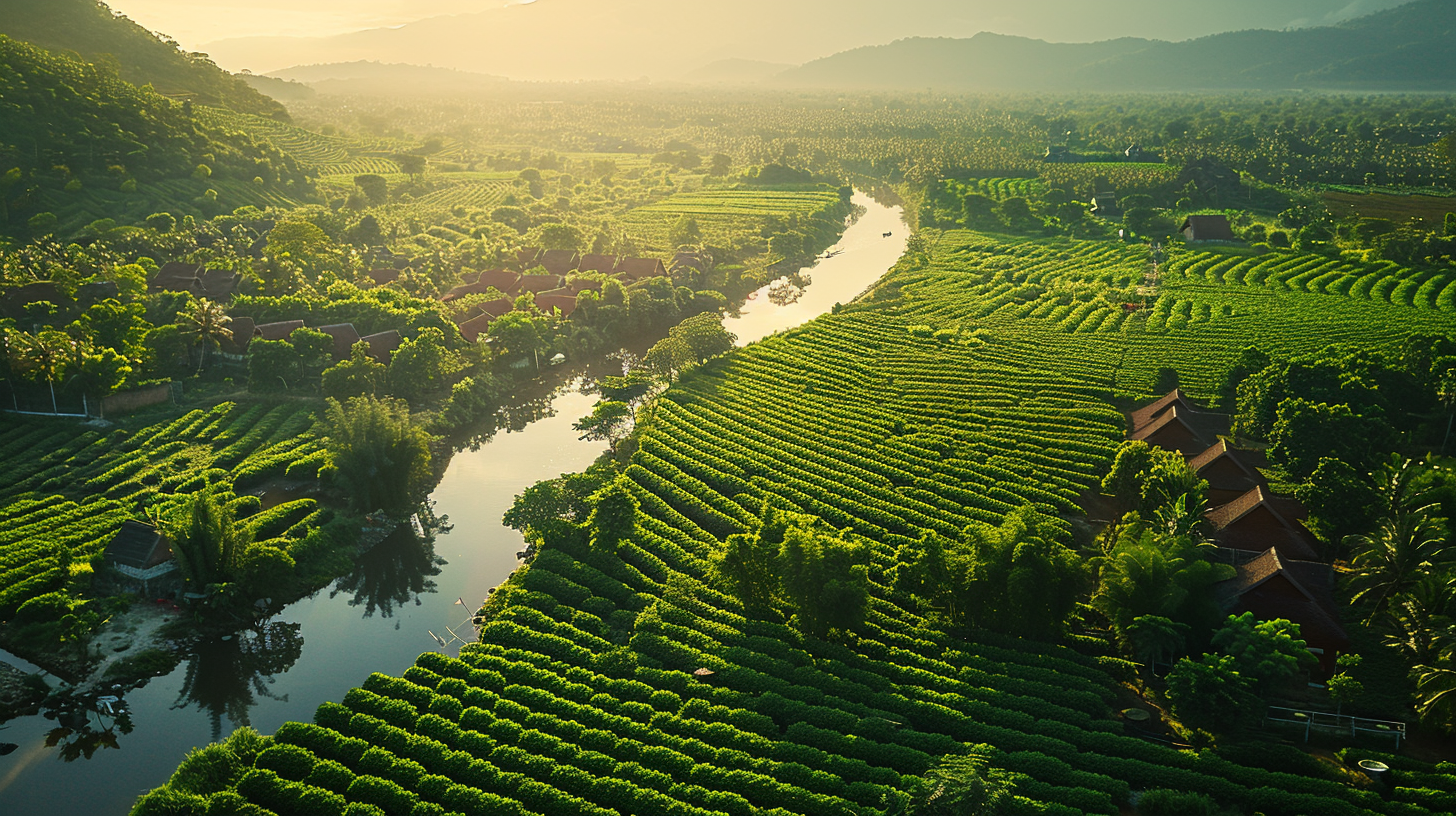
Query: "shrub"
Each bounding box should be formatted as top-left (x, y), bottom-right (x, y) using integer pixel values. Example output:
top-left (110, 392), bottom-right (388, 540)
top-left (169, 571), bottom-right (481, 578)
top-left (1137, 788), bottom-right (1216, 816)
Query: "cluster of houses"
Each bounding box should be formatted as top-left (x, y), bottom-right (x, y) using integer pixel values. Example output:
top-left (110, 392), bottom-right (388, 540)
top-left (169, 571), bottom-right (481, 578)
top-left (218, 317), bottom-right (401, 364)
top-left (149, 262), bottom-right (241, 300)
top-left (1127, 389), bottom-right (1348, 674)
top-left (440, 248), bottom-right (696, 343)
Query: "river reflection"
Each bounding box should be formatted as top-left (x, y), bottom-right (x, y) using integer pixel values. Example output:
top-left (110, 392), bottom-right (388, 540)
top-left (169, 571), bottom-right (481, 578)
top-left (330, 525), bottom-right (446, 621)
top-left (171, 621), bottom-right (304, 742)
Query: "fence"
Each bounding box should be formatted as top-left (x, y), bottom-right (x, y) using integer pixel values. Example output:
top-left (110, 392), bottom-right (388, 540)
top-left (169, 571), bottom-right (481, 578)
top-left (1266, 706), bottom-right (1406, 747)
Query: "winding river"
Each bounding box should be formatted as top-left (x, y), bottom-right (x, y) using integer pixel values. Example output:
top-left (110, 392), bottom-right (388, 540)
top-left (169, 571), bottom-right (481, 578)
top-left (0, 191), bottom-right (907, 814)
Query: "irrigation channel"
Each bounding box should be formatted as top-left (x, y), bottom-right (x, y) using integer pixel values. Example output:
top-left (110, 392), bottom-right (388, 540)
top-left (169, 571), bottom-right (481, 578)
top-left (0, 191), bottom-right (908, 814)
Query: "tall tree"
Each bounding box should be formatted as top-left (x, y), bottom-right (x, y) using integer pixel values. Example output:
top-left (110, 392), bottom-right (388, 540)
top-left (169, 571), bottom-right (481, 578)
top-left (161, 489), bottom-right (254, 588)
top-left (1347, 508), bottom-right (1453, 620)
top-left (179, 297), bottom-right (233, 373)
top-left (322, 396), bottom-right (433, 513)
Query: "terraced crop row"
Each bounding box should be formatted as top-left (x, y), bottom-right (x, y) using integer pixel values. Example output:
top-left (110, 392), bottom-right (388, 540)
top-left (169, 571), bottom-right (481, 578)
top-left (0, 402), bottom-right (326, 613)
top-left (144, 227), bottom-right (1456, 816)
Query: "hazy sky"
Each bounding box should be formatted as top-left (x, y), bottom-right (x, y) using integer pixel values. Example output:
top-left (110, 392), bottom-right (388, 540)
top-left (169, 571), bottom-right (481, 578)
top-left (107, 0), bottom-right (1414, 49)
top-left (102, 0), bottom-right (1417, 79)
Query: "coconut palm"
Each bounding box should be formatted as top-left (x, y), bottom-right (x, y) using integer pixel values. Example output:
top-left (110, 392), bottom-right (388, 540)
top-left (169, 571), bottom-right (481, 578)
top-left (1347, 509), bottom-right (1454, 621)
top-left (1412, 660), bottom-right (1456, 728)
top-left (1384, 574), bottom-right (1456, 664)
top-left (179, 297), bottom-right (233, 373)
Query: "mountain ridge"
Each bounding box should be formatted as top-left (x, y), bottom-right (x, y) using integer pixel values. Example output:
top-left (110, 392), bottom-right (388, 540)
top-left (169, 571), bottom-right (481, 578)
top-left (776, 0), bottom-right (1456, 91)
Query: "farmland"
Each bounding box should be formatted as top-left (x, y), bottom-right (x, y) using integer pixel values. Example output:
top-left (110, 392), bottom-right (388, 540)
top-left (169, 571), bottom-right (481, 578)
top-left (0, 401), bottom-right (331, 617)
top-left (131, 225), bottom-right (1456, 815)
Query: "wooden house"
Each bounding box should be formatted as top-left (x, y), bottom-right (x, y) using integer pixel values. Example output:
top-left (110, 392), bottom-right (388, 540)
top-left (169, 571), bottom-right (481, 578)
top-left (477, 269), bottom-right (523, 294)
top-left (1214, 548), bottom-right (1349, 674)
top-left (253, 320), bottom-right (305, 342)
top-left (615, 257), bottom-right (668, 281)
top-left (458, 314), bottom-right (497, 343)
top-left (567, 277), bottom-right (604, 294)
top-left (1181, 215), bottom-right (1237, 243)
top-left (361, 330), bottom-right (401, 364)
top-left (578, 254), bottom-right (618, 274)
top-left (514, 247), bottom-right (543, 269)
top-left (104, 520), bottom-right (176, 593)
top-left (1129, 407), bottom-right (1208, 455)
top-left (1, 281), bottom-right (70, 320)
top-left (1205, 486), bottom-right (1320, 561)
top-left (518, 274), bottom-right (564, 293)
top-left (534, 289), bottom-right (579, 317)
top-left (220, 316), bottom-right (256, 356)
top-left (1187, 440), bottom-right (1264, 506)
top-left (316, 324), bottom-right (363, 360)
top-left (480, 298), bottom-right (515, 318)
top-left (539, 250), bottom-right (581, 276)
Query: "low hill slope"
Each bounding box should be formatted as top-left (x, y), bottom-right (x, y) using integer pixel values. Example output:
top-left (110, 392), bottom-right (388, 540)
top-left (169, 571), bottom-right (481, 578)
top-left (0, 0), bottom-right (288, 118)
top-left (0, 36), bottom-right (310, 235)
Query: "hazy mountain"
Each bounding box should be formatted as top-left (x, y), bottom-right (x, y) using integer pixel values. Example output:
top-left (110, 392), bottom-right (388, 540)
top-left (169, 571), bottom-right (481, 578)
top-left (195, 0), bottom-right (1422, 81)
top-left (683, 60), bottom-right (796, 86)
top-left (777, 0), bottom-right (1456, 91)
top-left (0, 0), bottom-right (288, 118)
top-left (266, 61), bottom-right (507, 96)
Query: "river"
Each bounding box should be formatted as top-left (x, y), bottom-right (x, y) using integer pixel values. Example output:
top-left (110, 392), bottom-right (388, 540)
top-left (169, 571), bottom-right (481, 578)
top-left (0, 191), bottom-right (907, 814)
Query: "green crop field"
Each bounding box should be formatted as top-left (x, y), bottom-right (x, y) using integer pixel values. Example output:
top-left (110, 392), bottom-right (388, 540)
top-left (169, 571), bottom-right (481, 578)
top-left (142, 233), bottom-right (1456, 816)
top-left (620, 188), bottom-right (848, 251)
top-left (0, 402), bottom-right (327, 614)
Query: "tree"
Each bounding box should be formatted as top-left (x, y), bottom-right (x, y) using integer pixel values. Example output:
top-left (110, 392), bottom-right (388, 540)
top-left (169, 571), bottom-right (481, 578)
top-left (1446, 212), bottom-right (1455, 238)
top-left (503, 463), bottom-right (614, 536)
top-left (1297, 457), bottom-right (1380, 550)
top-left (1165, 653), bottom-right (1257, 734)
top-left (668, 215), bottom-right (702, 249)
top-left (5, 328), bottom-right (72, 413)
top-left (322, 396), bottom-right (433, 512)
top-left (486, 312), bottom-right (544, 365)
top-left (1217, 346), bottom-right (1270, 410)
top-left (354, 174), bottom-right (388, 206)
top-left (573, 400), bottom-right (632, 453)
top-left (1212, 612), bottom-right (1316, 693)
top-left (1327, 654), bottom-right (1364, 716)
top-left (387, 327), bottom-right (453, 404)
top-left (1126, 615), bottom-right (1189, 673)
top-left (716, 530), bottom-right (779, 614)
top-left (396, 154), bottom-right (427, 180)
top-left (778, 518), bottom-right (870, 638)
top-left (587, 481), bottom-right (639, 552)
top-left (178, 297), bottom-right (233, 373)
top-left (958, 506), bottom-right (1086, 640)
top-left (1268, 398), bottom-right (1392, 481)
top-left (910, 749), bottom-right (1012, 816)
top-left (161, 489), bottom-right (253, 588)
top-left (643, 335), bottom-right (693, 381)
top-left (322, 342), bottom-right (386, 400)
top-left (892, 530), bottom-right (954, 614)
top-left (1092, 523), bottom-right (1231, 649)
top-left (246, 339), bottom-right (299, 392)
top-left (1101, 440), bottom-right (1207, 514)
top-left (1347, 508), bottom-right (1453, 619)
top-left (709, 154), bottom-right (731, 176)
top-left (1153, 366), bottom-right (1180, 394)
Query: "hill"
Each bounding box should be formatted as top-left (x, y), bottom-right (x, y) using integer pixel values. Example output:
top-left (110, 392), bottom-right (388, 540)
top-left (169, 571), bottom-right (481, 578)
top-left (0, 35), bottom-right (311, 236)
top-left (267, 61), bottom-right (507, 97)
top-left (0, 0), bottom-right (288, 118)
top-left (777, 0), bottom-right (1456, 91)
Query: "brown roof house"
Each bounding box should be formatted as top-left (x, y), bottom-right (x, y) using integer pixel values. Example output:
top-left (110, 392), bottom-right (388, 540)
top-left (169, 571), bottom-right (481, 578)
top-left (1, 281), bottom-right (70, 320)
top-left (578, 254), bottom-right (618, 274)
top-left (1130, 407), bottom-right (1209, 456)
top-left (1187, 440), bottom-right (1264, 506)
top-left (366, 268), bottom-right (401, 286)
top-left (535, 289), bottom-right (579, 317)
top-left (1181, 215), bottom-right (1237, 243)
top-left (253, 320), bottom-right (305, 342)
top-left (477, 269), bottom-right (523, 294)
top-left (539, 250), bottom-right (581, 276)
top-left (1214, 548), bottom-right (1349, 674)
top-left (316, 324), bottom-right (363, 360)
top-left (1205, 486), bottom-right (1320, 561)
top-left (615, 257), bottom-right (668, 281)
top-left (458, 314), bottom-right (497, 343)
top-left (514, 247), bottom-right (543, 269)
top-left (1130, 389), bottom-right (1197, 431)
top-left (519, 274), bottom-right (564, 293)
top-left (103, 520), bottom-right (177, 594)
top-left (361, 330), bottom-right (402, 364)
top-left (219, 316), bottom-right (256, 356)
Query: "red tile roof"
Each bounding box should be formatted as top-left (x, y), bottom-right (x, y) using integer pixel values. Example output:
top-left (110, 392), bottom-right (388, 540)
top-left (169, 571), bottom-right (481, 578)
top-left (515, 247), bottom-right (543, 268)
top-left (578, 253), bottom-right (618, 273)
top-left (458, 314), bottom-right (497, 343)
top-left (615, 257), bottom-right (668, 280)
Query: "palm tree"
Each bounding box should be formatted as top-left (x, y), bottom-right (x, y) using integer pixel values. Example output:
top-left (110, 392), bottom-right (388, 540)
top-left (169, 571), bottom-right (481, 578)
top-left (1347, 509), bottom-right (1454, 621)
top-left (1412, 660), bottom-right (1456, 728)
top-left (1126, 614), bottom-right (1190, 674)
top-left (180, 297), bottom-right (233, 374)
top-left (1384, 575), bottom-right (1456, 664)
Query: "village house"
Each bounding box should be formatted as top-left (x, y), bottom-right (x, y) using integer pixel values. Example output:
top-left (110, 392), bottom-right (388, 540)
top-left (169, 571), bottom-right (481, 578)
top-left (1204, 486), bottom-right (1321, 562)
top-left (1181, 214), bottom-right (1238, 243)
top-left (615, 257), bottom-right (668, 281)
top-left (1187, 440), bottom-right (1265, 506)
top-left (538, 249), bottom-right (581, 276)
top-left (102, 520), bottom-right (177, 595)
top-left (1214, 548), bottom-right (1349, 674)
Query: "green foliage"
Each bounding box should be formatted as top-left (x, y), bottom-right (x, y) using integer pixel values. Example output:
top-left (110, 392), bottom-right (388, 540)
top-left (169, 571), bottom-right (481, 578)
top-left (910, 749), bottom-right (1013, 816)
top-left (322, 342), bottom-right (386, 400)
top-left (1212, 612), bottom-right (1317, 694)
top-left (1101, 440), bottom-right (1207, 513)
top-left (1166, 653), bottom-right (1258, 734)
top-left (1137, 789), bottom-right (1216, 816)
top-left (159, 488), bottom-right (254, 588)
top-left (959, 507), bottom-right (1086, 640)
top-left (322, 396), bottom-right (433, 512)
top-left (587, 480), bottom-right (639, 552)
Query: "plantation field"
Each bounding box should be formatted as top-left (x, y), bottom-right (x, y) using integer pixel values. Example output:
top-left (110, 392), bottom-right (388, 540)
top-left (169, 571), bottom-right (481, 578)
top-left (620, 188), bottom-right (847, 251)
top-left (943, 177), bottom-right (1045, 201)
top-left (38, 177), bottom-right (309, 236)
top-left (0, 402), bottom-right (328, 615)
top-left (1322, 190), bottom-right (1456, 227)
top-left (1037, 163), bottom-right (1179, 198)
top-left (142, 234), bottom-right (1456, 816)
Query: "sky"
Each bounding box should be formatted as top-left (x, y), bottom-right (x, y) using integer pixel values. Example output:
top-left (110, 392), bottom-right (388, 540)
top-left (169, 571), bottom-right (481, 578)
top-left (103, 0), bottom-right (1418, 78)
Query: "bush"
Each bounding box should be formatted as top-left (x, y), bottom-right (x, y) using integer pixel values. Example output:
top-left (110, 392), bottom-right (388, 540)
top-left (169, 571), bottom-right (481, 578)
top-left (1137, 788), bottom-right (1216, 816)
top-left (167, 743), bottom-right (244, 796)
top-left (129, 788), bottom-right (209, 816)
top-left (255, 743), bottom-right (317, 781)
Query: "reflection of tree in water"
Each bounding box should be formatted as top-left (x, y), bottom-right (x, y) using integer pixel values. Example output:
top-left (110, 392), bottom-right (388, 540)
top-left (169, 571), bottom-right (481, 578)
top-left (172, 621), bottom-right (304, 741)
top-left (40, 702), bottom-right (133, 762)
top-left (330, 525), bottom-right (444, 622)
